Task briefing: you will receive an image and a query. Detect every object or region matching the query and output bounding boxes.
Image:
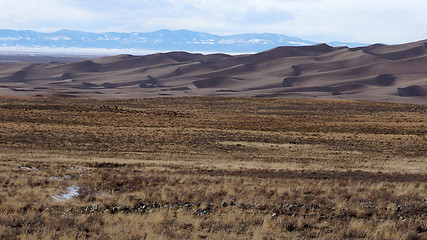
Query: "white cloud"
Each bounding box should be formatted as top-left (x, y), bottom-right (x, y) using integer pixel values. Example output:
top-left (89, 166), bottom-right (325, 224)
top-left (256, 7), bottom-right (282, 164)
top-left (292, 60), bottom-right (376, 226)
top-left (0, 0), bottom-right (97, 32)
top-left (0, 0), bottom-right (426, 43)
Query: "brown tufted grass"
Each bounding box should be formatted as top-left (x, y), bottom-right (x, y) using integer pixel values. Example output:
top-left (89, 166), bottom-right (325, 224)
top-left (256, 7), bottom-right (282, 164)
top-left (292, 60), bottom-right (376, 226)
top-left (0, 96), bottom-right (425, 239)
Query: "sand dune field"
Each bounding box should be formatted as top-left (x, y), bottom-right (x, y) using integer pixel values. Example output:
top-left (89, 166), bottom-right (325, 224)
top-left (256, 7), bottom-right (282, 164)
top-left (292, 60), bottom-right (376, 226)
top-left (0, 41), bottom-right (426, 103)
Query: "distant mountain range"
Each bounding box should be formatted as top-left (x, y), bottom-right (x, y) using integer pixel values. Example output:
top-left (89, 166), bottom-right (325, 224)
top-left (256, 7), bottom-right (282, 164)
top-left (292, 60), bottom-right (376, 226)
top-left (0, 29), bottom-right (365, 53)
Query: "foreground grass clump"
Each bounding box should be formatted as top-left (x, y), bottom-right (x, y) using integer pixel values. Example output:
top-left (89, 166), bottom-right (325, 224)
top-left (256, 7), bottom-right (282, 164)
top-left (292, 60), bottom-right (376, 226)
top-left (0, 96), bottom-right (425, 239)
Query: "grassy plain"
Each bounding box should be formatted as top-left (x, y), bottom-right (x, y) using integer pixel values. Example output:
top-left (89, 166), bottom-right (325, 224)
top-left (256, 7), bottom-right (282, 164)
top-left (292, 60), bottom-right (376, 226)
top-left (0, 96), bottom-right (426, 239)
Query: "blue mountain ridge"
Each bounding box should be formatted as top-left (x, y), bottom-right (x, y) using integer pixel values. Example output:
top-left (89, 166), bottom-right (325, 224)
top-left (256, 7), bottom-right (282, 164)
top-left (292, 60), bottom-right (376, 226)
top-left (0, 29), bottom-right (365, 53)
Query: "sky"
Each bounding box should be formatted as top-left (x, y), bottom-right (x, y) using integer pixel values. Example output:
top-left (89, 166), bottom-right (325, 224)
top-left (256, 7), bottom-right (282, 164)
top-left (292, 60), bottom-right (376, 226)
top-left (0, 0), bottom-right (426, 44)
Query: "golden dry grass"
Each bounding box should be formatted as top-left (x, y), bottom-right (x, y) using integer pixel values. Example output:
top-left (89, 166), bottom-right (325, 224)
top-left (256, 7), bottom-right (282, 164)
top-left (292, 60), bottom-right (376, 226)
top-left (0, 96), bottom-right (425, 239)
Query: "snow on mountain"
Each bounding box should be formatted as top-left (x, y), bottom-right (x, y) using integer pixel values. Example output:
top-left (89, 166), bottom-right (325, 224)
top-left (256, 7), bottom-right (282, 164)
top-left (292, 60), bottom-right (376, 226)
top-left (0, 29), bottom-right (365, 53)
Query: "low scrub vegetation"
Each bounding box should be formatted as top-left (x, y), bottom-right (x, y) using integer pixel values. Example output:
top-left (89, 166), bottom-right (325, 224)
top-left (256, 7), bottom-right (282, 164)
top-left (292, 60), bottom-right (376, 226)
top-left (0, 96), bottom-right (425, 239)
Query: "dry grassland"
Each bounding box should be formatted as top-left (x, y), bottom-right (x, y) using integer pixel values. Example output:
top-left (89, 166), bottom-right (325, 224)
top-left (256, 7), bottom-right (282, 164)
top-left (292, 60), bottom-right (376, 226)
top-left (0, 96), bottom-right (425, 239)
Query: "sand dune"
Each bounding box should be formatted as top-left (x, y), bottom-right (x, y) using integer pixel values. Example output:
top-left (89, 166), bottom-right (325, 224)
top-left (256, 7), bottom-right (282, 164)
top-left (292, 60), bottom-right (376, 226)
top-left (0, 40), bottom-right (426, 103)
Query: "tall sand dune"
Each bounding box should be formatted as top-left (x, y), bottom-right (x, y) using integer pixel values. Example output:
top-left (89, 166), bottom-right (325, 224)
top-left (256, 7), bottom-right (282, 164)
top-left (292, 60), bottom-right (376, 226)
top-left (0, 40), bottom-right (426, 103)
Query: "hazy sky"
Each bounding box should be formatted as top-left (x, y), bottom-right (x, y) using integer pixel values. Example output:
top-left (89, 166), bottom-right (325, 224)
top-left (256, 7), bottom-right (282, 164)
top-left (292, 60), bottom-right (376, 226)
top-left (1, 0), bottom-right (426, 44)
